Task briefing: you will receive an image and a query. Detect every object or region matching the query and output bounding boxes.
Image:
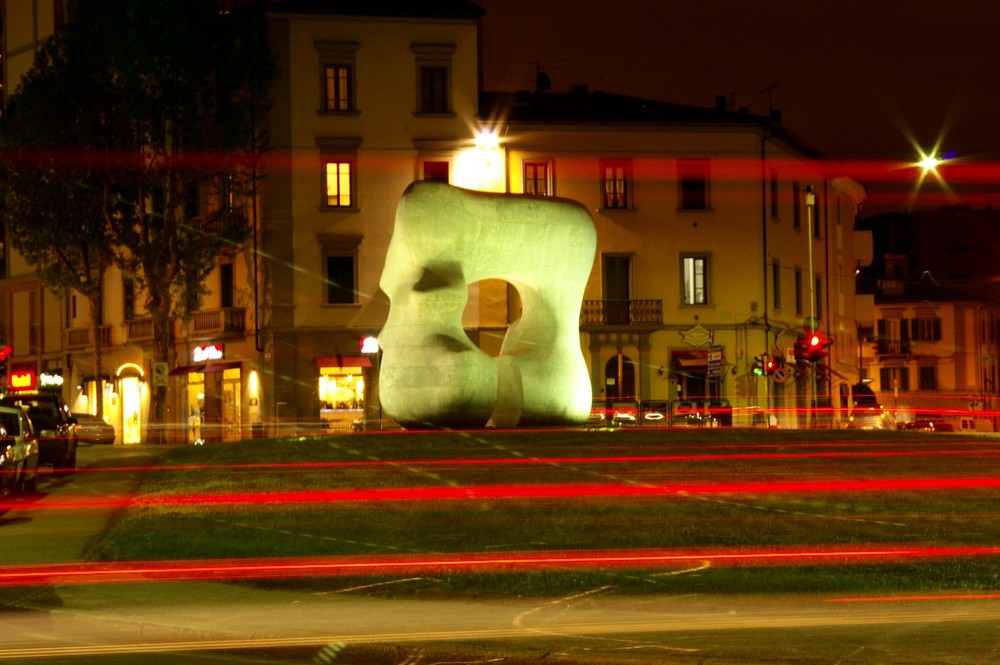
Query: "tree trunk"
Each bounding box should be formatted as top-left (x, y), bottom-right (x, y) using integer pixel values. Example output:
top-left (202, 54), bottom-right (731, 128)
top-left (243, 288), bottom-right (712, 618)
top-left (148, 300), bottom-right (174, 445)
top-left (89, 292), bottom-right (104, 419)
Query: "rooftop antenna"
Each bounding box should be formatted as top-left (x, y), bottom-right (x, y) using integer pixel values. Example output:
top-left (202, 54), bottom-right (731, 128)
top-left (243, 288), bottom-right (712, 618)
top-left (759, 81), bottom-right (780, 114)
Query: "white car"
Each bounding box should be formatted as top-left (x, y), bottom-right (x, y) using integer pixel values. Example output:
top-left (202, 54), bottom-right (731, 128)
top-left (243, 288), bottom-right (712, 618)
top-left (0, 405), bottom-right (39, 494)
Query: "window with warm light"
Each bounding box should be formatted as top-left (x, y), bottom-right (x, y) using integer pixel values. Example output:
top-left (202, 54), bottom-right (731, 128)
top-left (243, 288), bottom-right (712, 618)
top-left (600, 159), bottom-right (632, 209)
top-left (325, 161), bottom-right (353, 208)
top-left (317, 137), bottom-right (360, 211)
top-left (681, 254), bottom-right (708, 305)
top-left (523, 160), bottom-right (552, 196)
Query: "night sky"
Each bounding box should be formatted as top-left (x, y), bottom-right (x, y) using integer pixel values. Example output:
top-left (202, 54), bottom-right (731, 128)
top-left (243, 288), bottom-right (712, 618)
top-left (479, 0), bottom-right (1000, 211)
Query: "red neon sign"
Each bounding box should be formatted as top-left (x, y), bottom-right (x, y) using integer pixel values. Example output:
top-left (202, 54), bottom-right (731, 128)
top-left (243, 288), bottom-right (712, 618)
top-left (8, 369), bottom-right (36, 391)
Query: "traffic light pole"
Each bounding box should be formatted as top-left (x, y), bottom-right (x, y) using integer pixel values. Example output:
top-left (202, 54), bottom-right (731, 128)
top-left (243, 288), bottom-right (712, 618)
top-left (806, 185), bottom-right (817, 426)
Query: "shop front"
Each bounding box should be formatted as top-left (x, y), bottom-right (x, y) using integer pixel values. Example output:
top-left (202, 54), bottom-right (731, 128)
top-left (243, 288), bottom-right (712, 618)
top-left (171, 344), bottom-right (243, 444)
top-left (316, 355), bottom-right (370, 432)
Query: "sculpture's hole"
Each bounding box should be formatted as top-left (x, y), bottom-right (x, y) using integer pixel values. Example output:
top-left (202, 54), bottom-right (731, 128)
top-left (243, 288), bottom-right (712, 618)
top-left (463, 278), bottom-right (522, 356)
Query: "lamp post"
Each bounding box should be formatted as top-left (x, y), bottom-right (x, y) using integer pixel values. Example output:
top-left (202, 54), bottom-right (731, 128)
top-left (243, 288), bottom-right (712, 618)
top-left (805, 185), bottom-right (817, 426)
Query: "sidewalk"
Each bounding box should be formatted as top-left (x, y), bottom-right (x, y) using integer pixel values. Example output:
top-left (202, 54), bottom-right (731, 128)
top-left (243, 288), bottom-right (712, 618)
top-left (0, 442), bottom-right (175, 566)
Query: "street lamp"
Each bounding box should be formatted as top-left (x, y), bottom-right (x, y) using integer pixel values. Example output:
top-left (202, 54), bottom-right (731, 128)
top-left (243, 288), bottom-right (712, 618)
top-left (805, 185), bottom-right (817, 426)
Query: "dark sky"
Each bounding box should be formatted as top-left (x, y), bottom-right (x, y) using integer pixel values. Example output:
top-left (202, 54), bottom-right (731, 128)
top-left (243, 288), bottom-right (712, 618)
top-left (479, 0), bottom-right (1000, 208)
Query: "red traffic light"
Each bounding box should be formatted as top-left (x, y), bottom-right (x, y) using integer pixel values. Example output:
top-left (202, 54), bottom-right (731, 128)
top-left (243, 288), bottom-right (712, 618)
top-left (764, 356), bottom-right (777, 374)
top-left (802, 332), bottom-right (829, 362)
top-left (0, 345), bottom-right (11, 361)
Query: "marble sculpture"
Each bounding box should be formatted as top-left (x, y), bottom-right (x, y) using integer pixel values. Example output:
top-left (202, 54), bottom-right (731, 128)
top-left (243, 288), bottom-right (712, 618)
top-left (378, 182), bottom-right (597, 429)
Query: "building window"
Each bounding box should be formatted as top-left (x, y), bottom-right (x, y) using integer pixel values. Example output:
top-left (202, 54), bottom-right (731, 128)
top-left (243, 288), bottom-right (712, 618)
top-left (600, 159), bottom-right (632, 209)
top-left (911, 316), bottom-right (942, 341)
top-left (325, 161), bottom-right (353, 208)
top-left (315, 41), bottom-right (359, 113)
top-left (810, 190), bottom-right (821, 238)
top-left (678, 158), bottom-right (709, 210)
top-left (419, 67), bottom-right (448, 113)
top-left (319, 234), bottom-right (363, 305)
top-left (880, 366), bottom-right (910, 392)
top-left (919, 366), bottom-right (938, 391)
top-left (423, 160), bottom-right (449, 182)
top-left (793, 181), bottom-right (802, 229)
top-left (317, 137), bottom-right (361, 210)
top-left (772, 260), bottom-right (781, 310)
top-left (123, 278), bottom-right (136, 321)
top-left (324, 65), bottom-right (352, 111)
top-left (523, 160), bottom-right (552, 196)
top-left (815, 275), bottom-right (822, 317)
top-left (326, 255), bottom-right (355, 304)
top-left (794, 268), bottom-right (803, 316)
top-left (681, 255), bottom-right (709, 306)
top-left (412, 43), bottom-right (456, 115)
top-left (770, 169), bottom-right (779, 219)
top-left (220, 263), bottom-right (234, 309)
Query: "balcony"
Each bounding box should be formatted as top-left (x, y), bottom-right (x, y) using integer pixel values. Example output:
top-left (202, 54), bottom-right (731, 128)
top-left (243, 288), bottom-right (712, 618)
top-left (191, 307), bottom-right (246, 338)
top-left (580, 300), bottom-right (663, 328)
top-left (127, 317), bottom-right (155, 342)
top-left (124, 308), bottom-right (247, 344)
top-left (65, 326), bottom-right (112, 350)
top-left (875, 339), bottom-right (911, 356)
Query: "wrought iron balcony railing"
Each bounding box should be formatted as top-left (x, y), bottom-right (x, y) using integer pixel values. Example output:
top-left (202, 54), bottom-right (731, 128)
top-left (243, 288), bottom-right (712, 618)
top-left (580, 299), bottom-right (663, 327)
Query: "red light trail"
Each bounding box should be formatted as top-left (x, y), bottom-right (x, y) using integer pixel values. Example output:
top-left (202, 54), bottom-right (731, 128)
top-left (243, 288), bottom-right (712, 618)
top-left (5, 475), bottom-right (1000, 512)
top-left (41, 443), bottom-right (1000, 476)
top-left (0, 544), bottom-right (996, 587)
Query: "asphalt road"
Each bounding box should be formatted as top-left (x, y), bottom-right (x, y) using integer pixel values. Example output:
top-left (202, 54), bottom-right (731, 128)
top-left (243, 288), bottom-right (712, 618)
top-left (1, 443), bottom-right (999, 664)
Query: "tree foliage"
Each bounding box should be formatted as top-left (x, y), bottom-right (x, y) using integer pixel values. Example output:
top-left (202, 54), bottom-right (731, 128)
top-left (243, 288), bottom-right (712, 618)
top-left (0, 0), bottom-right (275, 437)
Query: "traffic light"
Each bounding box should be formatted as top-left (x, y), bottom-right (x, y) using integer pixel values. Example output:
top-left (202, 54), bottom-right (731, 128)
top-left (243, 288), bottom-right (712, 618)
top-left (764, 356), bottom-right (777, 375)
top-left (801, 331), bottom-right (831, 362)
top-left (752, 355), bottom-right (765, 376)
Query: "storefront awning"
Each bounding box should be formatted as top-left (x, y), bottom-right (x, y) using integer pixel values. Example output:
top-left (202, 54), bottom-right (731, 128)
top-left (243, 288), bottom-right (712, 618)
top-left (317, 356), bottom-right (372, 369)
top-left (203, 361), bottom-right (242, 373)
top-left (672, 350), bottom-right (728, 367)
top-left (169, 364), bottom-right (206, 376)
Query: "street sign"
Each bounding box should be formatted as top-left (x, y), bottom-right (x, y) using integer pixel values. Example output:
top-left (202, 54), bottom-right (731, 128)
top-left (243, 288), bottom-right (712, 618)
top-left (772, 367), bottom-right (787, 384)
top-left (152, 362), bottom-right (168, 387)
top-left (707, 348), bottom-right (722, 378)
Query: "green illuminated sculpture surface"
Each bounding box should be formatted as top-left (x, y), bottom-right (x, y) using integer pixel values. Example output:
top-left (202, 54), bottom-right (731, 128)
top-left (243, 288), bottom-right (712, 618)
top-left (378, 182), bottom-right (597, 429)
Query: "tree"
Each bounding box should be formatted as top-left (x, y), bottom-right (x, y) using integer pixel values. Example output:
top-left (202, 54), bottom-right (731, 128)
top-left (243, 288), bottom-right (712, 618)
top-left (0, 0), bottom-right (275, 442)
top-left (0, 15), bottom-right (129, 417)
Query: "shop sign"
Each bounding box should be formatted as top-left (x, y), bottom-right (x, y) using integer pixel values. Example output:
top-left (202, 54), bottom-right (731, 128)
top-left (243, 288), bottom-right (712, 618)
top-left (8, 367), bottom-right (36, 391)
top-left (360, 336), bottom-right (379, 354)
top-left (39, 370), bottom-right (64, 390)
top-left (193, 344), bottom-right (224, 363)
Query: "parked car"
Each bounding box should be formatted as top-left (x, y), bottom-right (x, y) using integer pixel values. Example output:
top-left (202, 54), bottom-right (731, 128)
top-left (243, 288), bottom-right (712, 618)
top-left (0, 392), bottom-right (78, 475)
top-left (0, 405), bottom-right (39, 494)
top-left (899, 419), bottom-right (955, 432)
top-left (73, 412), bottom-right (116, 445)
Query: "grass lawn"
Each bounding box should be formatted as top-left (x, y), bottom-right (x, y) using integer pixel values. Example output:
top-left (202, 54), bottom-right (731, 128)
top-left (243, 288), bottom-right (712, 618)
top-left (88, 427), bottom-right (1000, 597)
